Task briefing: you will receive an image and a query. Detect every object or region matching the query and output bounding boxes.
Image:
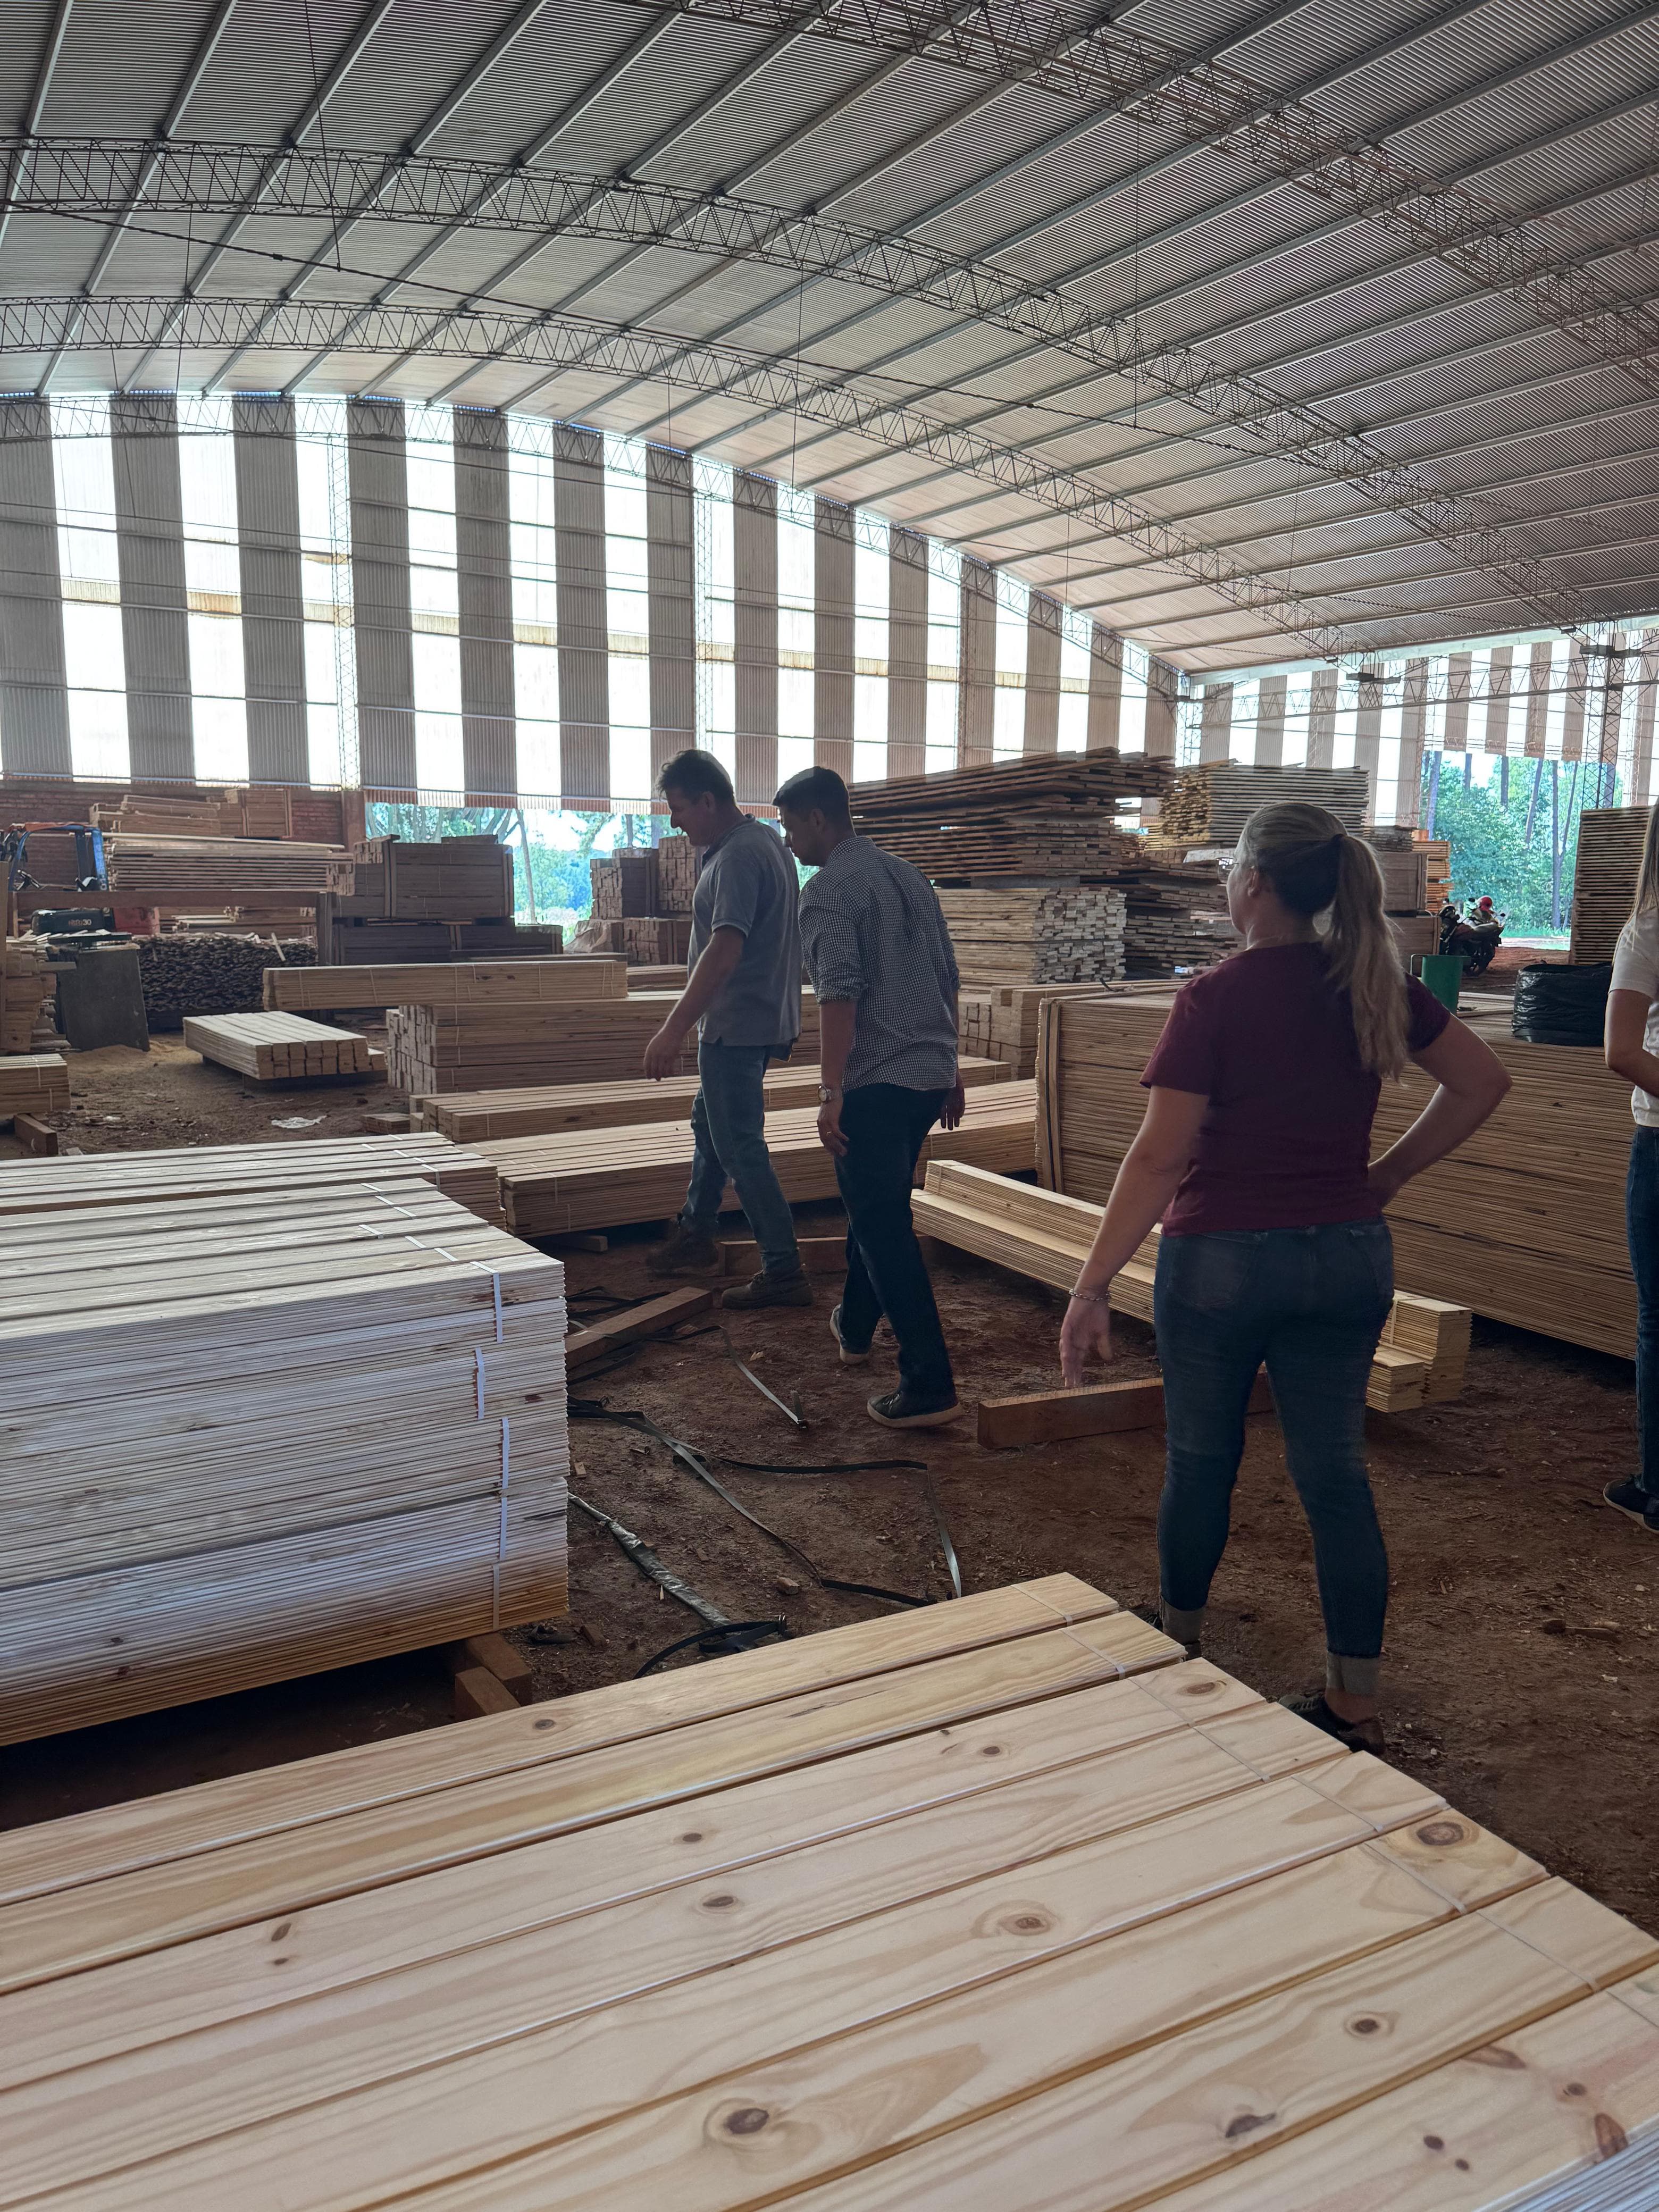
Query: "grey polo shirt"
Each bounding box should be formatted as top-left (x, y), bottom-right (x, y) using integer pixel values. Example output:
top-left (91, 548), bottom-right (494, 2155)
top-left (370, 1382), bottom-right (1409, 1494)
top-left (798, 835), bottom-right (960, 1091)
top-left (689, 817), bottom-right (803, 1050)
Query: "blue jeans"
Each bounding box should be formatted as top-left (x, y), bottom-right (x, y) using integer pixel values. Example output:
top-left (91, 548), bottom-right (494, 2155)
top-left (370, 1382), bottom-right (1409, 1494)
top-left (1153, 1220), bottom-right (1394, 1664)
top-left (1628, 1130), bottom-right (1659, 1494)
top-left (834, 1084), bottom-right (954, 1401)
top-left (681, 1040), bottom-right (800, 1275)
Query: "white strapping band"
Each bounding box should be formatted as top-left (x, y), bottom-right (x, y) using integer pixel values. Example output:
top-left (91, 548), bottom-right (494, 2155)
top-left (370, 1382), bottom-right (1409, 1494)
top-left (474, 1345), bottom-right (486, 1418)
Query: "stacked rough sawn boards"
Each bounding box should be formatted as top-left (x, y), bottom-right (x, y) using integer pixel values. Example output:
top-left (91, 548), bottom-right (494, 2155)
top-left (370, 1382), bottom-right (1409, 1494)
top-left (184, 1012), bottom-right (371, 1082)
top-left (1, 935), bottom-right (59, 1053)
top-left (1155, 761), bottom-right (1371, 845)
top-left (5, 1574), bottom-right (1658, 2211)
top-left (264, 958), bottom-right (627, 1013)
top-left (851, 751), bottom-right (1169, 877)
top-left (0, 1152), bottom-right (566, 1745)
top-left (0, 1052), bottom-right (68, 1118)
top-left (937, 885), bottom-right (1127, 985)
top-left (415, 1056), bottom-right (1010, 1142)
top-left (1036, 990), bottom-right (1644, 1360)
top-left (485, 1080), bottom-right (1037, 1235)
top-left (1570, 808), bottom-right (1649, 964)
top-left (961, 981), bottom-right (1116, 1079)
top-left (914, 1161), bottom-right (1470, 1413)
top-left (103, 836), bottom-right (353, 899)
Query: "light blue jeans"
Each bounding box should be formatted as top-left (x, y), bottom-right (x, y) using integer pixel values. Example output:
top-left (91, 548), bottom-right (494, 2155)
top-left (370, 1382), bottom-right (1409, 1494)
top-left (1154, 1220), bottom-right (1394, 1679)
top-left (681, 1039), bottom-right (800, 1275)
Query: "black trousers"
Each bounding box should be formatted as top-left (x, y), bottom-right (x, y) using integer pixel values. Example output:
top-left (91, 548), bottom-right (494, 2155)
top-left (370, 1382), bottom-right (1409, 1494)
top-left (834, 1083), bottom-right (954, 1400)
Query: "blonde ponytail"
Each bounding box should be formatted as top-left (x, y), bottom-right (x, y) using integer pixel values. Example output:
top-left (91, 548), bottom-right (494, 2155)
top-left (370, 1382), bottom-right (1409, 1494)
top-left (1236, 801), bottom-right (1411, 1080)
top-left (1630, 803), bottom-right (1659, 923)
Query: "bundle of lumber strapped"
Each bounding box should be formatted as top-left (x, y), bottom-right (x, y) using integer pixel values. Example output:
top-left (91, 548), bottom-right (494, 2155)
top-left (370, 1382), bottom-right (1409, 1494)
top-left (1570, 807), bottom-right (1648, 963)
top-left (103, 836), bottom-right (353, 899)
top-left (90, 786), bottom-right (294, 840)
top-left (414, 1055), bottom-right (1010, 1141)
top-left (913, 1161), bottom-right (1470, 1414)
top-left (9, 1573), bottom-right (1658, 2212)
top-left (0, 1136), bottom-right (563, 1744)
top-left (1036, 990), bottom-right (1644, 1359)
top-left (184, 1012), bottom-right (371, 1082)
top-left (1, 934), bottom-right (58, 1052)
top-left (1154, 761), bottom-right (1370, 847)
top-left (136, 931), bottom-right (317, 1027)
top-left (937, 885), bottom-right (1127, 985)
top-left (482, 1080), bottom-right (1037, 1235)
top-left (349, 836), bottom-right (514, 921)
top-left (265, 957), bottom-right (626, 1013)
top-left (589, 835), bottom-right (698, 922)
top-left (388, 990), bottom-right (822, 1096)
top-left (852, 751), bottom-right (1169, 879)
top-left (960, 981), bottom-right (1113, 1078)
top-left (0, 1052), bottom-right (68, 1119)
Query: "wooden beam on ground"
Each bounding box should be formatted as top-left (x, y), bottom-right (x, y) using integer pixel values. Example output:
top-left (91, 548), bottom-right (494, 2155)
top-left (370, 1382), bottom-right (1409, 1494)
top-left (445, 1632), bottom-right (532, 1706)
top-left (563, 1285), bottom-right (715, 1373)
top-left (362, 1109), bottom-right (410, 1135)
top-left (451, 1666), bottom-right (520, 1722)
top-left (11, 1113), bottom-right (59, 1157)
top-left (978, 1370), bottom-right (1275, 1448)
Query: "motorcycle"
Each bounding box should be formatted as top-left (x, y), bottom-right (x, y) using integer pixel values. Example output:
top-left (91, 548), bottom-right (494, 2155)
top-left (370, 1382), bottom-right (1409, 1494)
top-left (1438, 899), bottom-right (1505, 977)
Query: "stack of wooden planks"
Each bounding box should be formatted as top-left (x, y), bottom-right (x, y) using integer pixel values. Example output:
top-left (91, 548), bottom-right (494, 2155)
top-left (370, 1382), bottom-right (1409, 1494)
top-left (184, 1012), bottom-right (372, 1083)
top-left (484, 1080), bottom-right (1037, 1235)
top-left (937, 885), bottom-right (1126, 984)
top-left (621, 914), bottom-right (694, 963)
top-left (914, 1161), bottom-right (1470, 1414)
top-left (0, 1167), bottom-right (566, 1745)
top-left (657, 830), bottom-right (698, 910)
top-left (852, 752), bottom-right (1170, 878)
top-left (1155, 761), bottom-right (1370, 846)
top-left (1036, 990), bottom-right (1645, 1359)
top-left (265, 958), bottom-right (627, 1013)
top-left (6, 1573), bottom-right (1658, 2211)
top-left (103, 836), bottom-right (353, 900)
top-left (388, 989), bottom-right (822, 1096)
top-left (356, 836), bottom-right (516, 921)
top-left (1, 934), bottom-right (58, 1052)
top-left (0, 1131), bottom-right (503, 1225)
top-left (961, 981), bottom-right (1112, 1078)
top-left (0, 1051), bottom-right (68, 1119)
top-left (90, 786), bottom-right (294, 839)
top-left (590, 849), bottom-right (661, 918)
top-left (1417, 833), bottom-right (1453, 912)
top-left (415, 1056), bottom-right (1011, 1141)
top-left (1570, 807), bottom-right (1649, 962)
top-left (314, 909), bottom-right (561, 965)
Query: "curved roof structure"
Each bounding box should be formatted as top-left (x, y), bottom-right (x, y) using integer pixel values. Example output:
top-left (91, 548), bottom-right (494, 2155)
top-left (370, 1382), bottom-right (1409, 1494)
top-left (2, 0), bottom-right (1657, 672)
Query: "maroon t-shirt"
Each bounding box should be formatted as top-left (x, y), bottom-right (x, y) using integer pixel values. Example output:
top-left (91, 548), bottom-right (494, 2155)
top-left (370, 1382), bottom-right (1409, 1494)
top-left (1140, 942), bottom-right (1452, 1235)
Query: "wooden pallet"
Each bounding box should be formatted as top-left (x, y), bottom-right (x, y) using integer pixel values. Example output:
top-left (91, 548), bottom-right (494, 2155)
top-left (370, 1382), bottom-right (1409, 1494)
top-left (3, 1575), bottom-right (1656, 2209)
top-left (183, 1012), bottom-right (372, 1082)
top-left (263, 958), bottom-right (627, 1013)
top-left (483, 1082), bottom-right (1038, 1236)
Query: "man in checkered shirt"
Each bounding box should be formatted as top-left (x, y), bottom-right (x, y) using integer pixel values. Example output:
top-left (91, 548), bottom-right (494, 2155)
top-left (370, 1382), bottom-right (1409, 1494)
top-left (775, 764), bottom-right (965, 1428)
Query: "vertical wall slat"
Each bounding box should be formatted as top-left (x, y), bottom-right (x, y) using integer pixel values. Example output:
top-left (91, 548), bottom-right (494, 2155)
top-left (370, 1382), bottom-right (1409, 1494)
top-left (1306, 666), bottom-right (1338, 767)
top-left (1086, 629), bottom-right (1122, 750)
top-left (1199, 681), bottom-right (1233, 764)
top-left (1254, 672), bottom-right (1286, 765)
top-left (554, 425), bottom-right (609, 809)
top-left (1634, 638), bottom-right (1659, 807)
top-left (886, 526), bottom-right (928, 780)
top-left (1144, 656), bottom-right (1179, 759)
top-left (1523, 640), bottom-right (1553, 758)
top-left (646, 445), bottom-right (695, 793)
top-left (1562, 643), bottom-right (1588, 763)
top-left (958, 559), bottom-right (996, 767)
top-left (813, 497), bottom-right (854, 782)
top-left (346, 397), bottom-right (416, 795)
top-left (1023, 594), bottom-right (1061, 753)
top-left (231, 396), bottom-right (308, 787)
top-left (1397, 659), bottom-right (1428, 825)
top-left (111, 393), bottom-right (193, 783)
top-left (733, 471), bottom-right (777, 804)
top-left (0, 400), bottom-right (71, 775)
top-left (453, 408), bottom-right (516, 806)
top-left (1484, 644), bottom-right (1513, 753)
top-left (1354, 674), bottom-right (1383, 817)
top-left (1443, 650), bottom-right (1472, 753)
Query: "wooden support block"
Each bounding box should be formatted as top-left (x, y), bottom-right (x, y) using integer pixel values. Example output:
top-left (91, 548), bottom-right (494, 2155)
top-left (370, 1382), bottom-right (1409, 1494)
top-left (451, 1665), bottom-right (520, 1722)
top-left (977, 1370), bottom-right (1274, 1449)
top-left (446, 1633), bottom-right (532, 1704)
top-left (549, 1233), bottom-right (609, 1253)
top-left (362, 1110), bottom-right (410, 1135)
top-left (721, 1234), bottom-right (847, 1275)
top-left (563, 1284), bottom-right (715, 1373)
top-left (12, 1114), bottom-right (60, 1157)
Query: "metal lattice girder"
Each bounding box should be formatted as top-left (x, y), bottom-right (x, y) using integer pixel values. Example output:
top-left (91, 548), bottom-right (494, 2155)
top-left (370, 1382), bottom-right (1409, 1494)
top-left (0, 139), bottom-right (1586, 634)
top-left (0, 291), bottom-right (1350, 656)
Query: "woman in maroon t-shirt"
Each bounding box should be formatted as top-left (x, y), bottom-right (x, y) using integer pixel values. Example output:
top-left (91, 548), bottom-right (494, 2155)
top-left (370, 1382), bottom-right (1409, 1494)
top-left (1059, 802), bottom-right (1509, 1752)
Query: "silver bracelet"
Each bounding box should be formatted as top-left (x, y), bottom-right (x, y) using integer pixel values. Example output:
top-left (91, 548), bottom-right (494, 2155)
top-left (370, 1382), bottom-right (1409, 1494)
top-left (1068, 1284), bottom-right (1113, 1308)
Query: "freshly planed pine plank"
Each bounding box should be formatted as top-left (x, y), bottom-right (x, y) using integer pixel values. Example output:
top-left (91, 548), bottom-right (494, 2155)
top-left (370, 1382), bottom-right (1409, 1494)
top-left (4, 1762), bottom-right (1477, 2210)
top-left (0, 1668), bottom-right (1268, 2093)
top-left (976, 1372), bottom-right (1277, 1448)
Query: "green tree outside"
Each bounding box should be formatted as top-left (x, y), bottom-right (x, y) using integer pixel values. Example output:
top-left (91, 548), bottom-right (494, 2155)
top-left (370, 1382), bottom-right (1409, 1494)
top-left (1420, 756), bottom-right (1620, 937)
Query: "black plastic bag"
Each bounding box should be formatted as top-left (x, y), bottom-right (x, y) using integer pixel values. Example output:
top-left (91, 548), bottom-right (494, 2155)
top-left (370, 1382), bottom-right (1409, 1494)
top-left (1511, 961), bottom-right (1613, 1047)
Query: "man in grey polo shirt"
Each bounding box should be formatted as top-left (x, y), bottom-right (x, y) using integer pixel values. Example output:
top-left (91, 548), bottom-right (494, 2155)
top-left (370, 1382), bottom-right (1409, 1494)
top-left (642, 748), bottom-right (809, 1308)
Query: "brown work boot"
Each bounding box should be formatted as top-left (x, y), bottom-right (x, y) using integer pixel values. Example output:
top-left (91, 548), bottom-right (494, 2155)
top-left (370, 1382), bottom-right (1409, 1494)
top-left (647, 1225), bottom-right (721, 1279)
top-left (721, 1266), bottom-right (814, 1310)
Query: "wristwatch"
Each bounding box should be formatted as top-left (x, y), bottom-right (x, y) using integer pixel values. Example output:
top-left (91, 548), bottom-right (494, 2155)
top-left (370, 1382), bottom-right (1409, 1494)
top-left (818, 1085), bottom-right (842, 1103)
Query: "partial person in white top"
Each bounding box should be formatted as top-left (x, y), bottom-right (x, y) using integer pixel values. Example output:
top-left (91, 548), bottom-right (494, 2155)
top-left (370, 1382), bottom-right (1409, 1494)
top-left (1603, 814), bottom-right (1659, 1531)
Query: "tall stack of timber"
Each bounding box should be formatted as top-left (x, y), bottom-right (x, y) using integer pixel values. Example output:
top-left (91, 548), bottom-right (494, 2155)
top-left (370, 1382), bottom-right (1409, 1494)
top-left (590, 849), bottom-right (661, 919)
top-left (387, 987), bottom-right (822, 1096)
top-left (588, 835), bottom-right (699, 960)
top-left (102, 836), bottom-right (353, 901)
top-left (1155, 761), bottom-right (1371, 845)
top-left (1036, 990), bottom-right (1645, 1358)
top-left (136, 932), bottom-right (317, 1027)
top-left (961, 981), bottom-right (1113, 1078)
top-left (620, 914), bottom-right (694, 963)
top-left (319, 834), bottom-right (557, 966)
top-left (1570, 807), bottom-right (1649, 962)
top-left (1415, 833), bottom-right (1453, 911)
top-left (0, 1147), bottom-right (565, 1744)
top-left (11, 1573), bottom-right (1659, 2210)
top-left (914, 1161), bottom-right (1470, 1415)
top-left (265, 958), bottom-right (627, 1013)
top-left (90, 786), bottom-right (295, 839)
top-left (414, 1056), bottom-right (1010, 1140)
top-left (936, 886), bottom-right (1127, 985)
top-left (656, 830), bottom-right (698, 910)
top-left (482, 1079), bottom-right (1036, 1236)
top-left (1368, 830), bottom-right (1439, 960)
top-left (1, 934), bottom-right (59, 1052)
top-left (183, 1012), bottom-right (372, 1083)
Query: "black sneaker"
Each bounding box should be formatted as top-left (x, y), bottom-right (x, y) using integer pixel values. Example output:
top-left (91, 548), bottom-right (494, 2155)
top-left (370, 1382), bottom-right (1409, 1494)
top-left (830, 1304), bottom-right (871, 1365)
top-left (1604, 1479), bottom-right (1659, 1532)
top-left (1279, 1690), bottom-right (1386, 1757)
top-left (721, 1267), bottom-right (814, 1310)
top-left (646, 1226), bottom-right (721, 1279)
top-left (867, 1386), bottom-right (960, 1429)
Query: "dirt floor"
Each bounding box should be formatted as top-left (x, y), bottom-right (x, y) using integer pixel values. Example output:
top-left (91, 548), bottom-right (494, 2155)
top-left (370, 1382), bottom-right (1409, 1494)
top-left (7, 1035), bottom-right (1658, 1942)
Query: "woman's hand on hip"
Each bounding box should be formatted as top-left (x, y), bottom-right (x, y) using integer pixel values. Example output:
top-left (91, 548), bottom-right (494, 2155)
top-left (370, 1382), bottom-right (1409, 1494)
top-left (1059, 1294), bottom-right (1113, 1386)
